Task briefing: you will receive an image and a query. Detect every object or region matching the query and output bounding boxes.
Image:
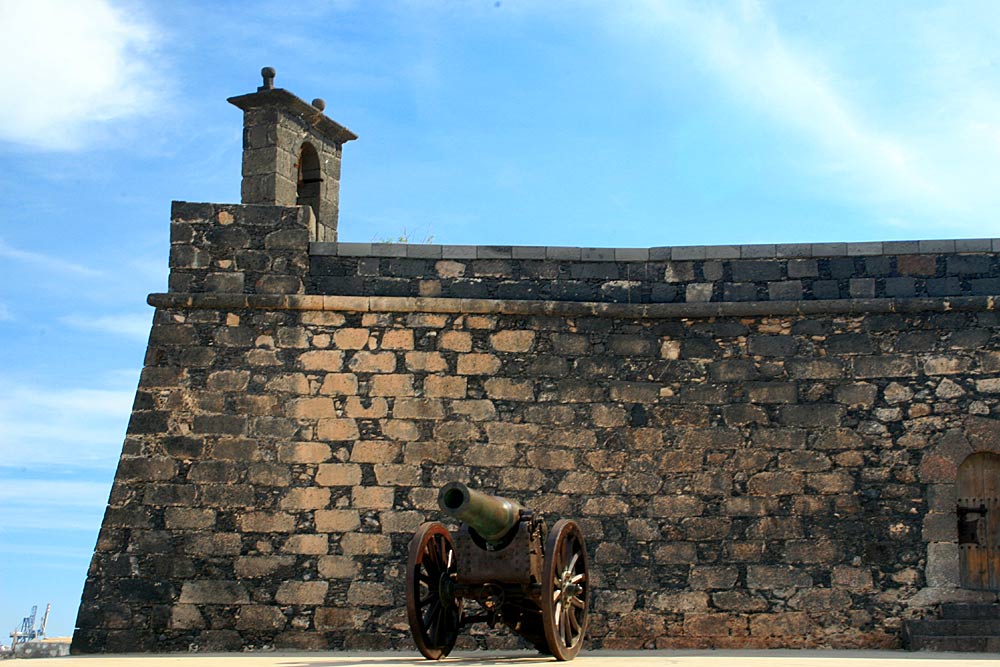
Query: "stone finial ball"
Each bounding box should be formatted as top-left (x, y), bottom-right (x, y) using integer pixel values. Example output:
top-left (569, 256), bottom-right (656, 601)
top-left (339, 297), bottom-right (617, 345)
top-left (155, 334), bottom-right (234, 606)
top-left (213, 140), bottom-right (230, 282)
top-left (312, 98), bottom-right (326, 112)
top-left (262, 66), bottom-right (276, 79)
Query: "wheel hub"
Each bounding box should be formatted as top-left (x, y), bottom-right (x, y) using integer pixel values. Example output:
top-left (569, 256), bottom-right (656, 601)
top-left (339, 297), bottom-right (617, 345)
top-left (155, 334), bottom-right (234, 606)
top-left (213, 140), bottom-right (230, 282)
top-left (438, 573), bottom-right (456, 606)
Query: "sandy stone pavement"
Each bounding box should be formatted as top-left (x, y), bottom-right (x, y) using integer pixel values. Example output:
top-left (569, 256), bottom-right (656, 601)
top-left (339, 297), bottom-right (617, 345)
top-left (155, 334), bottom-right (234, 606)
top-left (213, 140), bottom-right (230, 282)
top-left (18, 650), bottom-right (1000, 667)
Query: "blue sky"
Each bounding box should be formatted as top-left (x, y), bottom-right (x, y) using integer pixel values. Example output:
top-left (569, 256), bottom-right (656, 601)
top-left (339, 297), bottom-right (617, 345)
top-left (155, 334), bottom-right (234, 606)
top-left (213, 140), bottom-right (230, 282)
top-left (2, 0), bottom-right (1000, 638)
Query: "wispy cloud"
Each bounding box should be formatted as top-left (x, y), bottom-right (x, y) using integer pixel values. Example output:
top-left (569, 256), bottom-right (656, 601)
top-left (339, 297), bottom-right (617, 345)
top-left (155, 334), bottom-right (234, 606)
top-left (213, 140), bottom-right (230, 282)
top-left (0, 479), bottom-right (110, 507)
top-left (0, 239), bottom-right (102, 277)
top-left (0, 479), bottom-right (111, 531)
top-left (622, 2), bottom-right (932, 197)
top-left (0, 303), bottom-right (12, 321)
top-left (617, 0), bottom-right (1000, 233)
top-left (0, 542), bottom-right (98, 559)
top-left (60, 313), bottom-right (151, 340)
top-left (0, 0), bottom-right (164, 151)
top-left (127, 256), bottom-right (169, 287)
top-left (0, 381), bottom-right (133, 470)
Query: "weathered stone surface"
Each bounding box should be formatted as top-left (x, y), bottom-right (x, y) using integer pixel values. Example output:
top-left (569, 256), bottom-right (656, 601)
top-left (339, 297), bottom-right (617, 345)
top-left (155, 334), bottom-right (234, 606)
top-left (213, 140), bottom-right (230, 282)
top-left (179, 581), bottom-right (249, 605)
top-left (275, 581), bottom-right (328, 605)
top-left (236, 605), bottom-right (286, 632)
top-left (84, 199), bottom-right (1000, 653)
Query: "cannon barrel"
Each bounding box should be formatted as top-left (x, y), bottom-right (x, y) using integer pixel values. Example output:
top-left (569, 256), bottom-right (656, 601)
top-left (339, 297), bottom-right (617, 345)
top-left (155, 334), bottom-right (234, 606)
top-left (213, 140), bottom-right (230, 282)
top-left (438, 481), bottom-right (524, 543)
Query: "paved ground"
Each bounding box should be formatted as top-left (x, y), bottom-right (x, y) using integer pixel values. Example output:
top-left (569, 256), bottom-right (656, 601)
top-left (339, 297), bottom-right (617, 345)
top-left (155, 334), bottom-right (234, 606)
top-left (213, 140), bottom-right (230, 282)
top-left (14, 650), bottom-right (1000, 666)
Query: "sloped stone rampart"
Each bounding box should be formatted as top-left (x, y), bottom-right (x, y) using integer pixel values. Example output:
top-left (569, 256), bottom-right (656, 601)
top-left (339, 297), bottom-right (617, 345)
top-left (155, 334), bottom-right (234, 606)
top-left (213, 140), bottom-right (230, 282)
top-left (73, 202), bottom-right (1000, 652)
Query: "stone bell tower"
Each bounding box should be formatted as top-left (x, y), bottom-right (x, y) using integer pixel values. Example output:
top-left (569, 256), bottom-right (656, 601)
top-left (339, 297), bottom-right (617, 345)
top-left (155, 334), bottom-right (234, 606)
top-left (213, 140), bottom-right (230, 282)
top-left (228, 67), bottom-right (357, 242)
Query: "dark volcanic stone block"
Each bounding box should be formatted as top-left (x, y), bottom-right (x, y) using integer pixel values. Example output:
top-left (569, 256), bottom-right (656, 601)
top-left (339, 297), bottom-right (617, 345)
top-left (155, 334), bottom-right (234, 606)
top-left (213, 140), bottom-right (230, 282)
top-left (709, 360), bottom-right (759, 382)
top-left (724, 283), bottom-right (759, 302)
top-left (570, 262), bottom-right (620, 280)
top-left (497, 281), bottom-right (546, 300)
top-left (828, 258), bottom-right (858, 279)
top-left (825, 333), bottom-right (873, 355)
top-left (884, 277), bottom-right (916, 298)
top-left (811, 280), bottom-right (842, 299)
top-left (849, 278), bottom-right (876, 298)
top-left (310, 256), bottom-right (356, 276)
top-left (971, 278), bottom-right (1000, 295)
top-left (787, 259), bottom-right (819, 278)
top-left (387, 258), bottom-right (431, 278)
top-left (600, 281), bottom-right (642, 303)
top-left (748, 335), bottom-right (797, 357)
top-left (926, 277), bottom-right (963, 296)
top-left (947, 255), bottom-right (991, 275)
top-left (127, 411), bottom-right (169, 434)
top-left (311, 276), bottom-right (364, 294)
top-left (895, 331), bottom-right (937, 353)
top-left (369, 277), bottom-right (414, 297)
top-left (650, 284), bottom-right (679, 303)
top-left (779, 404), bottom-right (844, 427)
top-left (864, 256), bottom-right (891, 276)
top-left (732, 260), bottom-right (783, 282)
top-left (947, 328), bottom-right (991, 349)
top-left (769, 281), bottom-right (803, 301)
top-left (551, 281), bottom-right (596, 301)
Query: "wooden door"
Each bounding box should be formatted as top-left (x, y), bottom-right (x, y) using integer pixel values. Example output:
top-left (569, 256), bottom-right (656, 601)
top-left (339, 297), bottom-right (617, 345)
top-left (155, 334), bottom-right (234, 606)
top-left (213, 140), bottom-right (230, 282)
top-left (957, 452), bottom-right (1000, 591)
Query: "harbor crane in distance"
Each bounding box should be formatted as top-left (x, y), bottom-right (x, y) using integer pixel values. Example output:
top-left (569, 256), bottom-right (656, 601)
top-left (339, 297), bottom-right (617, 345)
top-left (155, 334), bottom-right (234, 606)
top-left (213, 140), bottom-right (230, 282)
top-left (9, 604), bottom-right (49, 645)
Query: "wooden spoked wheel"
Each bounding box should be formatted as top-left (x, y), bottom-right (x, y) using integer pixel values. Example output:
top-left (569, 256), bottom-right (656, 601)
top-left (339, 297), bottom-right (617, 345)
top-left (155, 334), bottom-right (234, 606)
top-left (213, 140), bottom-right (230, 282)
top-left (406, 522), bottom-right (463, 659)
top-left (540, 519), bottom-right (589, 660)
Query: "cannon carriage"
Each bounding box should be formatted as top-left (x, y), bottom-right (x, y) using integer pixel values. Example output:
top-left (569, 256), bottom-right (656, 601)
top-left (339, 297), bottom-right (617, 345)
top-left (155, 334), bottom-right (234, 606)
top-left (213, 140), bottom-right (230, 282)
top-left (406, 482), bottom-right (590, 661)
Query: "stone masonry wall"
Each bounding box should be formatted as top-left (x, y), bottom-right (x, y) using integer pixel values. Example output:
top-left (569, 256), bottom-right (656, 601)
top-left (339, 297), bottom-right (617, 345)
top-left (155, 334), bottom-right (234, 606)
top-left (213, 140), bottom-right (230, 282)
top-left (73, 201), bottom-right (1000, 652)
top-left (310, 239), bottom-right (1000, 303)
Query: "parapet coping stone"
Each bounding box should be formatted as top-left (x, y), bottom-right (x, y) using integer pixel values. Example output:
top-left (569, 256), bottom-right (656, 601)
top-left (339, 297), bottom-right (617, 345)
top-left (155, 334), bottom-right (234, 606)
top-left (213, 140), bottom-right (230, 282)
top-left (149, 293), bottom-right (1000, 319)
top-left (311, 238), bottom-right (1000, 261)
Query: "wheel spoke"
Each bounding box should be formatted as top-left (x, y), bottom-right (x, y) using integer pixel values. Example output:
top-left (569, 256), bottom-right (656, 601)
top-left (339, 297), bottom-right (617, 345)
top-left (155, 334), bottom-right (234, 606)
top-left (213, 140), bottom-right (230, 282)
top-left (429, 538), bottom-right (442, 568)
top-left (438, 536), bottom-right (449, 567)
top-left (431, 608), bottom-right (443, 646)
top-left (570, 596), bottom-right (585, 609)
top-left (423, 600), bottom-right (439, 630)
top-left (567, 552), bottom-right (579, 574)
top-left (552, 588), bottom-right (562, 602)
top-left (562, 608), bottom-right (572, 646)
top-left (568, 606), bottom-right (581, 633)
top-left (422, 548), bottom-right (440, 575)
top-left (570, 572), bottom-right (585, 584)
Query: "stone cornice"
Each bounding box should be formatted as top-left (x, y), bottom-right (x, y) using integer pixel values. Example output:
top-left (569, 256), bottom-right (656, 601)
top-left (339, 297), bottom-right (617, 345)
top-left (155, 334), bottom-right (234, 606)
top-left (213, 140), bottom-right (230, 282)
top-left (148, 293), bottom-right (998, 318)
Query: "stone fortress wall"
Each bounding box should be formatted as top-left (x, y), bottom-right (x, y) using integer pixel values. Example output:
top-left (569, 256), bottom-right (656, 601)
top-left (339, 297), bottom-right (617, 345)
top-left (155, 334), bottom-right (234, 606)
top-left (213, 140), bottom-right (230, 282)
top-left (73, 72), bottom-right (1000, 653)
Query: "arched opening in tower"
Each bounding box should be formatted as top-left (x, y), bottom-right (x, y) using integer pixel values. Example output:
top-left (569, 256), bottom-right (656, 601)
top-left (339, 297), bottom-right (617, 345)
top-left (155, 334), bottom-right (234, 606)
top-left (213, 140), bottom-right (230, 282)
top-left (296, 142), bottom-right (322, 225)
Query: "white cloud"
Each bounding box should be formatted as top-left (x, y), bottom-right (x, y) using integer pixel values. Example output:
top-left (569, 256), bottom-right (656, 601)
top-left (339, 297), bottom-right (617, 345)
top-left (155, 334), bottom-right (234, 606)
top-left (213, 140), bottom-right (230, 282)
top-left (0, 0), bottom-right (163, 151)
top-left (617, 0), bottom-right (1000, 234)
top-left (127, 256), bottom-right (169, 287)
top-left (100, 367), bottom-right (143, 388)
top-left (0, 542), bottom-right (97, 558)
top-left (624, 2), bottom-right (933, 198)
top-left (60, 312), bottom-right (151, 340)
top-left (0, 479), bottom-right (111, 531)
top-left (0, 239), bottom-right (102, 277)
top-left (0, 381), bottom-right (133, 470)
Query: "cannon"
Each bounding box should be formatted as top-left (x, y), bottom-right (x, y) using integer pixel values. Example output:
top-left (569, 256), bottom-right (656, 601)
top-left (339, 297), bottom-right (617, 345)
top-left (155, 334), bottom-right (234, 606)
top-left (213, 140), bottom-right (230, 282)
top-left (406, 482), bottom-right (589, 661)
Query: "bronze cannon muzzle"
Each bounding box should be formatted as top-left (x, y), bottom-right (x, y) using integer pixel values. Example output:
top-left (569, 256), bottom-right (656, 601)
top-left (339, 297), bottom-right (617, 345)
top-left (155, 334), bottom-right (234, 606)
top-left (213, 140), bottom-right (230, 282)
top-left (437, 481), bottom-right (524, 544)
